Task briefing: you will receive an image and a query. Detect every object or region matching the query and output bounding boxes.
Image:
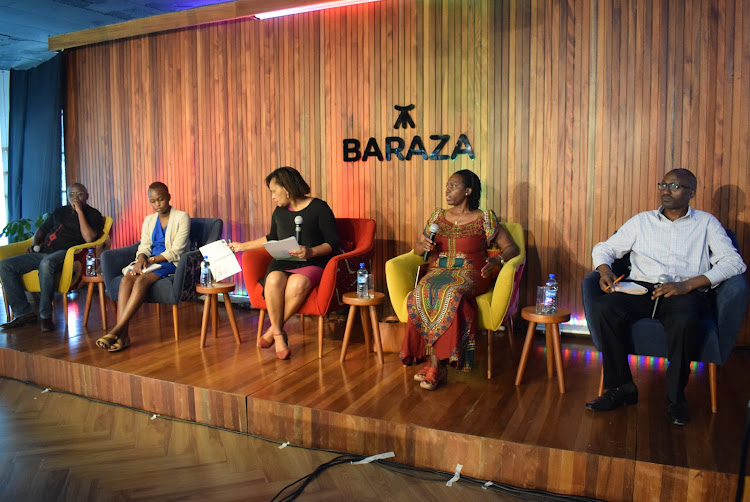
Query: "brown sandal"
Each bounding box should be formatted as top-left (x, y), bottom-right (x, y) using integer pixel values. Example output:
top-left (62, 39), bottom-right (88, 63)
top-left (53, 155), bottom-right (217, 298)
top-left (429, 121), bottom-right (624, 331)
top-left (419, 366), bottom-right (447, 391)
top-left (414, 364), bottom-right (432, 382)
top-left (108, 335), bottom-right (130, 352)
top-left (96, 333), bottom-right (118, 350)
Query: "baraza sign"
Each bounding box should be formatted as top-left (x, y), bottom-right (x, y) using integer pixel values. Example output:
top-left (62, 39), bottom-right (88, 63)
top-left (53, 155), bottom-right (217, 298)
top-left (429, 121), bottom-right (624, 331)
top-left (342, 104), bottom-right (475, 162)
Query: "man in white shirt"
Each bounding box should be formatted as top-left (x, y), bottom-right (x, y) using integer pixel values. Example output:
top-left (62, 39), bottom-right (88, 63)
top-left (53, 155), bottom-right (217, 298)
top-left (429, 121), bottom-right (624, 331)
top-left (585, 169), bottom-right (746, 425)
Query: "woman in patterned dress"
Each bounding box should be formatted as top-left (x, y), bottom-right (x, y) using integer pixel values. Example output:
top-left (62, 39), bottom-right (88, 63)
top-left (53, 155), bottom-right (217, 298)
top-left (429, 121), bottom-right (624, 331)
top-left (400, 170), bottom-right (520, 390)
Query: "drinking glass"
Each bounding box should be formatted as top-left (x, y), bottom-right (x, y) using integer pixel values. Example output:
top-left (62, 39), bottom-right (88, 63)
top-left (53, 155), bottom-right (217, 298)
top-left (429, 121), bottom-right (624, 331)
top-left (367, 274), bottom-right (375, 298)
top-left (536, 286), bottom-right (547, 314)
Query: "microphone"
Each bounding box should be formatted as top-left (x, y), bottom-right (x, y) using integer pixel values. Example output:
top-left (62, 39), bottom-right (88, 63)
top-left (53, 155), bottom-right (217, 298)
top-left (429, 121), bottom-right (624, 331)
top-left (294, 215), bottom-right (303, 244)
top-left (423, 223), bottom-right (440, 261)
top-left (651, 274), bottom-right (671, 318)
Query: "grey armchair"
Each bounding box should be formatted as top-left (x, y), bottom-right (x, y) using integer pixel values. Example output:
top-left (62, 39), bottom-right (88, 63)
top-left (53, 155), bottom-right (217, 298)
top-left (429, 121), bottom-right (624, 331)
top-left (581, 228), bottom-right (748, 412)
top-left (101, 218), bottom-right (223, 340)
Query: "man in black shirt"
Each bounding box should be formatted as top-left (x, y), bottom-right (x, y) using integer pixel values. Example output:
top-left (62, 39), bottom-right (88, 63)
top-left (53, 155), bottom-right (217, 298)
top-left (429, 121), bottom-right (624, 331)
top-left (0, 183), bottom-right (104, 332)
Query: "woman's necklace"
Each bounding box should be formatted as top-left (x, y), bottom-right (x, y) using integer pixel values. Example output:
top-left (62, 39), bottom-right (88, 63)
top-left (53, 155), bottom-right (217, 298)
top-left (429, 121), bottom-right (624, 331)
top-left (452, 210), bottom-right (469, 226)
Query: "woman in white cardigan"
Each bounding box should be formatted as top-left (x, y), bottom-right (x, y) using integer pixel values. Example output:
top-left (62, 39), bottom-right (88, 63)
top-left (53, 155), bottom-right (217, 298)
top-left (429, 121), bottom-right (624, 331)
top-left (96, 182), bottom-right (190, 352)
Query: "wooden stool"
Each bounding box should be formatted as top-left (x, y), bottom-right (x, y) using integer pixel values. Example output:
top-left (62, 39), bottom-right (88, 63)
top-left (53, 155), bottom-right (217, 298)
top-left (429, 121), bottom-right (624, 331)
top-left (340, 291), bottom-right (385, 364)
top-left (80, 274), bottom-right (108, 329)
top-left (515, 306), bottom-right (571, 393)
top-left (197, 281), bottom-right (241, 347)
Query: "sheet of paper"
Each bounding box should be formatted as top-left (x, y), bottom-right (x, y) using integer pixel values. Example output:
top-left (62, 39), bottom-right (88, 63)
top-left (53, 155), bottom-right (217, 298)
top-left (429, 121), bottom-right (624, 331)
top-left (263, 236), bottom-right (305, 261)
top-left (124, 262), bottom-right (161, 274)
top-left (613, 281), bottom-right (649, 295)
top-left (199, 239), bottom-right (242, 282)
top-left (142, 263), bottom-right (162, 274)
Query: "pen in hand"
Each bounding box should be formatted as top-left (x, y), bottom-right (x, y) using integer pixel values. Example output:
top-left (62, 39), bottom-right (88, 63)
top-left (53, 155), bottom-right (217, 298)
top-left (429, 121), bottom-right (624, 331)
top-left (604, 274), bottom-right (625, 291)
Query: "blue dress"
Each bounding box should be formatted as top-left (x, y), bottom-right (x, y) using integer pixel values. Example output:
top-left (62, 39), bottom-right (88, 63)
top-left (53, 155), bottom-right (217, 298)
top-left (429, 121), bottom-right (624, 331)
top-left (151, 219), bottom-right (177, 278)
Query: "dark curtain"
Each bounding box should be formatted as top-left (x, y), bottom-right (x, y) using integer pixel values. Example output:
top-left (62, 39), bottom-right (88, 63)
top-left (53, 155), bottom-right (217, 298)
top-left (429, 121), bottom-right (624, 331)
top-left (8, 54), bottom-right (64, 222)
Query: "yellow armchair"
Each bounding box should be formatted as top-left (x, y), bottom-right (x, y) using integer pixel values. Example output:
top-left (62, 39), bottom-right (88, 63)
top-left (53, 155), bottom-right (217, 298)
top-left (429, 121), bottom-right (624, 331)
top-left (0, 216), bottom-right (113, 323)
top-left (385, 221), bottom-right (526, 378)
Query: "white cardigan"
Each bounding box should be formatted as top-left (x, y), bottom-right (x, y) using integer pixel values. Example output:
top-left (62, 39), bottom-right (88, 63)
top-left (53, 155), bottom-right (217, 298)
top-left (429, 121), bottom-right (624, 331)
top-left (135, 208), bottom-right (191, 264)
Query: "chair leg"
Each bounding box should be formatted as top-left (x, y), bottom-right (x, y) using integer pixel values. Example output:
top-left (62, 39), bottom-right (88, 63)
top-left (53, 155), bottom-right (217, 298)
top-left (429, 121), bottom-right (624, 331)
top-left (709, 362), bottom-right (718, 413)
top-left (598, 367), bottom-right (604, 397)
top-left (256, 309), bottom-right (266, 343)
top-left (504, 317), bottom-right (514, 351)
top-left (487, 329), bottom-right (493, 379)
top-left (299, 313), bottom-right (305, 333)
top-left (318, 315), bottom-right (325, 358)
top-left (172, 305), bottom-right (179, 340)
top-left (62, 294), bottom-right (68, 325)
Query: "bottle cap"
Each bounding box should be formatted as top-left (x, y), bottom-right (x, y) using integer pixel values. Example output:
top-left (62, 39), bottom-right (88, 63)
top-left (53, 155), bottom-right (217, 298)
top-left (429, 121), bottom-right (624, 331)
top-left (360, 262), bottom-right (365, 267)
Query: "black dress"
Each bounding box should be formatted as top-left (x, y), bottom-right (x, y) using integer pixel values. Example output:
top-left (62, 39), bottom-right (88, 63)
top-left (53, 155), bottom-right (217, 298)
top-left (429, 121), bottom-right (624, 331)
top-left (263, 198), bottom-right (339, 277)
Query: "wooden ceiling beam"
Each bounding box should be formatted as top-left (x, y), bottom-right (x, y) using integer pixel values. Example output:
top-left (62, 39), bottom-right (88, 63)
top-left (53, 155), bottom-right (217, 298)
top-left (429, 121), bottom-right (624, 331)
top-left (48, 0), bottom-right (325, 51)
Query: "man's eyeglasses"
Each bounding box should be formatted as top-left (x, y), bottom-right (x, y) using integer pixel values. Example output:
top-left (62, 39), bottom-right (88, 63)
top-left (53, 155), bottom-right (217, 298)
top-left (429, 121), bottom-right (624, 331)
top-left (69, 191), bottom-right (87, 197)
top-left (657, 182), bottom-right (692, 191)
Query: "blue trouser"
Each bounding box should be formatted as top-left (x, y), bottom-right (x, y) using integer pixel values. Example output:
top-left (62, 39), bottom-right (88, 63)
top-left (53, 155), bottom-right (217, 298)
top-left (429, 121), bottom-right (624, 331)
top-left (0, 250), bottom-right (67, 319)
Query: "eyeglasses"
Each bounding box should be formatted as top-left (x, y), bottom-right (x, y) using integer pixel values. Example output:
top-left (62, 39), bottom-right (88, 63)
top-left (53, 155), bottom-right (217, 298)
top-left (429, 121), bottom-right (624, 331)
top-left (69, 191), bottom-right (87, 197)
top-left (657, 182), bottom-right (692, 191)
top-left (445, 182), bottom-right (465, 190)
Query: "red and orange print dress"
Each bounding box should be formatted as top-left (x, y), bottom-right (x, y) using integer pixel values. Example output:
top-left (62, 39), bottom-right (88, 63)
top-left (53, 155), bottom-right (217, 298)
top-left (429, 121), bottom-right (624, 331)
top-left (400, 208), bottom-right (500, 371)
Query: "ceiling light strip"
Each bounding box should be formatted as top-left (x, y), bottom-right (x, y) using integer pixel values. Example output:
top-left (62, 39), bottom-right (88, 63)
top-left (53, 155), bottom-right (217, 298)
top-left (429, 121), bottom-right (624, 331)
top-left (255, 0), bottom-right (380, 20)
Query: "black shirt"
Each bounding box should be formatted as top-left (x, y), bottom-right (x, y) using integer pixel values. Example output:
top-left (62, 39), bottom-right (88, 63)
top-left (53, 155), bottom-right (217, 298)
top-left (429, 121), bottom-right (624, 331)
top-left (266, 198), bottom-right (339, 268)
top-left (38, 204), bottom-right (105, 253)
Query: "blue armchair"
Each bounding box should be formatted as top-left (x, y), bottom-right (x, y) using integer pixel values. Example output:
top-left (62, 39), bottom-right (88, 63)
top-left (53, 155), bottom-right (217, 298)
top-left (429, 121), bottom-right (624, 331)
top-left (101, 218), bottom-right (223, 340)
top-left (581, 229), bottom-right (748, 412)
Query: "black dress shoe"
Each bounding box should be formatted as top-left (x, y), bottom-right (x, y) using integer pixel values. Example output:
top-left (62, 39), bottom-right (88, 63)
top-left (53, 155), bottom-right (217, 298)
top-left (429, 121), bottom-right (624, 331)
top-left (667, 401), bottom-right (690, 425)
top-left (585, 383), bottom-right (639, 412)
top-left (1, 312), bottom-right (37, 329)
top-left (40, 317), bottom-right (55, 332)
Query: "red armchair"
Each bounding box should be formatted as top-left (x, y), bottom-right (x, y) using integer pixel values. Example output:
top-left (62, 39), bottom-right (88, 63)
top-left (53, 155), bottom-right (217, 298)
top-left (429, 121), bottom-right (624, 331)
top-left (241, 218), bottom-right (376, 357)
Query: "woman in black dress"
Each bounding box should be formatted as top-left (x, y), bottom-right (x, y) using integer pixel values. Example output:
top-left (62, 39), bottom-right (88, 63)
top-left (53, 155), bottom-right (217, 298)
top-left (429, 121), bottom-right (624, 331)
top-left (230, 167), bottom-right (339, 359)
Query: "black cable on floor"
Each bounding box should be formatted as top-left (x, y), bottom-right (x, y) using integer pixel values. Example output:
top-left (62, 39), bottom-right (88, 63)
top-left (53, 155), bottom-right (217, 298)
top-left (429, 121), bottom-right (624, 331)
top-left (0, 376), bottom-right (601, 502)
top-left (270, 454), bottom-right (363, 502)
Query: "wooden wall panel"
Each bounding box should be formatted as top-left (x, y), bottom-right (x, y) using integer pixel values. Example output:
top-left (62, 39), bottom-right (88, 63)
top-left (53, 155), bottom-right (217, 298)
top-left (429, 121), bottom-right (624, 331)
top-left (64, 0), bottom-right (750, 342)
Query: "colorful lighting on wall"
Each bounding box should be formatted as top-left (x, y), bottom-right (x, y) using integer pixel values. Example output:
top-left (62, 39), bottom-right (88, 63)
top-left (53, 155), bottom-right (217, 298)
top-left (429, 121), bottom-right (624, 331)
top-left (255, 0), bottom-right (381, 19)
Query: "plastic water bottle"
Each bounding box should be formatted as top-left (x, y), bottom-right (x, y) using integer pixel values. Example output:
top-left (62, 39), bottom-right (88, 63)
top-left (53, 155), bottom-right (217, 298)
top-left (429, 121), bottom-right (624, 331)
top-left (85, 249), bottom-right (96, 276)
top-left (544, 274), bottom-right (558, 313)
top-left (200, 256), bottom-right (212, 287)
top-left (356, 263), bottom-right (368, 298)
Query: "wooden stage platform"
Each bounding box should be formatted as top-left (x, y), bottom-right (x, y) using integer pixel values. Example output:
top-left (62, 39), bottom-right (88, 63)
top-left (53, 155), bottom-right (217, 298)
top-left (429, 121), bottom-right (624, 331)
top-left (1, 295), bottom-right (749, 501)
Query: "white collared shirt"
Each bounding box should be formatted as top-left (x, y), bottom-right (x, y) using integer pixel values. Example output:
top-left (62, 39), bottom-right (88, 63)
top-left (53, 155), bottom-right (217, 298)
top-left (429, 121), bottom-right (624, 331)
top-left (592, 206), bottom-right (746, 287)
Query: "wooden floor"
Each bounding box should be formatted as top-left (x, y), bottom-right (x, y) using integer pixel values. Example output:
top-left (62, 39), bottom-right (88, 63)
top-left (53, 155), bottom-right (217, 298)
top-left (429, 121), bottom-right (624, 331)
top-left (1, 292), bottom-right (749, 501)
top-left (0, 378), bottom-right (512, 501)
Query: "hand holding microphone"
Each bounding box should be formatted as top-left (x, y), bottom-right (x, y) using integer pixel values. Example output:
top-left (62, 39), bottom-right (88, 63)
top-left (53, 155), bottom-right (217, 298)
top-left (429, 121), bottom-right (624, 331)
top-left (423, 223), bottom-right (440, 261)
top-left (294, 215), bottom-right (303, 244)
top-left (651, 274), bottom-right (670, 318)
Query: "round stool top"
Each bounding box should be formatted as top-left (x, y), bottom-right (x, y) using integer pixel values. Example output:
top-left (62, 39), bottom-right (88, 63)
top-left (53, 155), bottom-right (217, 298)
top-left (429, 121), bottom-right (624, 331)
top-left (342, 291), bottom-right (385, 306)
top-left (80, 274), bottom-right (104, 283)
top-left (196, 281), bottom-right (235, 295)
top-left (521, 306), bottom-right (571, 324)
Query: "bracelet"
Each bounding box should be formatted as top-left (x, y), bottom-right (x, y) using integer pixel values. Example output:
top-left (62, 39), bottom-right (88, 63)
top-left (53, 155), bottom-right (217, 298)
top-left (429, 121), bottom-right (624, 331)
top-left (498, 256), bottom-right (505, 266)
